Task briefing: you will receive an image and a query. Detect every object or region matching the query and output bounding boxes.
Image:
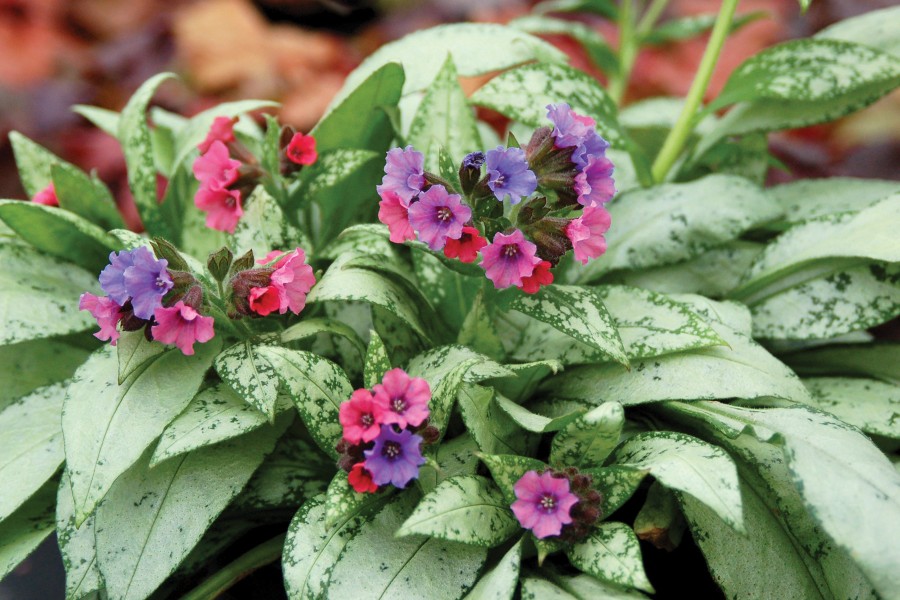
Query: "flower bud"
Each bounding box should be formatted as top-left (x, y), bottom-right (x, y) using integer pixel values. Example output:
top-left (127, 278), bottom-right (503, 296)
top-left (150, 237), bottom-right (190, 271)
top-left (207, 246), bottom-right (233, 283)
top-left (230, 250), bottom-right (256, 277)
top-left (229, 268), bottom-right (274, 317)
top-left (459, 151), bottom-right (485, 196)
top-left (527, 217), bottom-right (572, 266)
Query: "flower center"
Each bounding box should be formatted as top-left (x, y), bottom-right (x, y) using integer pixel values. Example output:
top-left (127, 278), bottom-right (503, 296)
top-left (391, 397), bottom-right (407, 413)
top-left (540, 494), bottom-right (557, 512)
top-left (436, 206), bottom-right (452, 222)
top-left (155, 276), bottom-right (168, 289)
top-left (361, 413), bottom-right (374, 427)
top-left (382, 441), bottom-right (402, 460)
top-left (503, 244), bottom-right (519, 258)
top-left (494, 174), bottom-right (506, 186)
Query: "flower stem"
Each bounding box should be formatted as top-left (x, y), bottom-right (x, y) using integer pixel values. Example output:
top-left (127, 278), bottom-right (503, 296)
top-left (180, 534), bottom-right (286, 600)
top-left (636, 0), bottom-right (670, 37)
top-left (608, 0), bottom-right (637, 105)
top-left (650, 0), bottom-right (740, 182)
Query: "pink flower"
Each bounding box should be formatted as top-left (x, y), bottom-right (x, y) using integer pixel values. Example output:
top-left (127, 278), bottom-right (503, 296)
top-left (286, 132), bottom-right (317, 166)
top-left (78, 292), bottom-right (122, 345)
top-left (480, 229), bottom-right (541, 289)
top-left (378, 189), bottom-right (415, 244)
top-left (373, 368), bottom-right (430, 429)
top-left (248, 285), bottom-right (280, 316)
top-left (443, 226), bottom-right (487, 263)
top-left (511, 470), bottom-right (579, 539)
top-left (567, 206), bottom-right (611, 265)
top-left (194, 183), bottom-right (243, 234)
top-left (32, 183), bottom-right (59, 207)
top-left (518, 260), bottom-right (553, 294)
top-left (348, 463), bottom-right (378, 493)
top-left (339, 389), bottom-right (386, 444)
top-left (197, 116), bottom-right (237, 154)
top-left (151, 301), bottom-right (215, 355)
top-left (269, 248), bottom-right (316, 315)
top-left (407, 185), bottom-right (471, 251)
top-left (574, 155), bottom-right (616, 207)
top-left (192, 140), bottom-right (241, 189)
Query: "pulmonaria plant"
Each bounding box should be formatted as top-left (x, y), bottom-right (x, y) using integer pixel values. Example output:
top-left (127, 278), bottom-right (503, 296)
top-left (512, 468), bottom-right (604, 543)
top-left (377, 103), bottom-right (615, 293)
top-left (336, 368), bottom-right (436, 493)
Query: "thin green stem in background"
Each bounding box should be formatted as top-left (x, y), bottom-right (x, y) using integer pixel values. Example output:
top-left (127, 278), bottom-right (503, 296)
top-left (609, 0), bottom-right (637, 105)
top-left (180, 534), bottom-right (286, 600)
top-left (636, 0), bottom-right (670, 36)
top-left (651, 0), bottom-right (740, 182)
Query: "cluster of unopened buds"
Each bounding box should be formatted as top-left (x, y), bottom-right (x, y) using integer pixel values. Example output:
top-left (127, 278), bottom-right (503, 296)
top-left (377, 103), bottom-right (615, 293)
top-left (512, 467), bottom-right (604, 542)
top-left (79, 240), bottom-right (315, 355)
top-left (191, 116), bottom-right (318, 233)
top-left (336, 368), bottom-right (439, 493)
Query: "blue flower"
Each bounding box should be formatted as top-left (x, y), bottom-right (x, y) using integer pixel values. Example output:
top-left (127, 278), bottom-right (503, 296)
top-left (485, 146), bottom-right (537, 205)
top-left (124, 246), bottom-right (173, 320)
top-left (98, 250), bottom-right (136, 306)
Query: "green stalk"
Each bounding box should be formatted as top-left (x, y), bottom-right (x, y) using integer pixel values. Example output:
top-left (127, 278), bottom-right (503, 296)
top-left (636, 0), bottom-right (670, 36)
top-left (650, 0), bottom-right (740, 182)
top-left (180, 534), bottom-right (286, 600)
top-left (608, 0), bottom-right (637, 105)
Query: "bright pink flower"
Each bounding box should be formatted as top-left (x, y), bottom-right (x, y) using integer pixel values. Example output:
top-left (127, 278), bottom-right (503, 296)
top-left (480, 229), bottom-right (541, 289)
top-left (518, 260), bottom-right (554, 294)
top-left (197, 116), bottom-right (237, 154)
top-left (78, 292), bottom-right (122, 345)
top-left (443, 226), bottom-right (487, 263)
top-left (348, 463), bottom-right (378, 493)
top-left (193, 141), bottom-right (241, 189)
top-left (373, 368), bottom-right (430, 429)
top-left (248, 285), bottom-right (280, 316)
top-left (32, 183), bottom-right (59, 207)
top-left (286, 133), bottom-right (317, 166)
top-left (378, 189), bottom-right (415, 244)
top-left (407, 185), bottom-right (471, 251)
top-left (194, 183), bottom-right (243, 234)
top-left (151, 301), bottom-right (215, 356)
top-left (574, 155), bottom-right (616, 207)
top-left (340, 389), bottom-right (386, 444)
top-left (257, 250), bottom-right (285, 265)
top-left (511, 470), bottom-right (579, 539)
top-left (269, 248), bottom-right (315, 315)
top-left (567, 206), bottom-right (611, 265)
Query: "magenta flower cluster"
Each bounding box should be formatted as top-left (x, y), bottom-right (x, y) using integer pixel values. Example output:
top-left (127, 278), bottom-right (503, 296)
top-left (376, 104), bottom-right (615, 294)
top-left (336, 368), bottom-right (433, 493)
top-left (511, 467), bottom-right (604, 542)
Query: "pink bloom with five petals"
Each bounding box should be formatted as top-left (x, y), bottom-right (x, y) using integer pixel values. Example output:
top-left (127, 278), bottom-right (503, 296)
top-left (197, 116), bottom-right (238, 154)
top-left (566, 206), bottom-right (611, 265)
top-left (194, 183), bottom-right (243, 234)
top-left (339, 389), bottom-right (386, 444)
top-left (373, 368), bottom-right (430, 429)
top-left (511, 470), bottom-right (579, 539)
top-left (78, 292), bottom-right (122, 345)
top-left (192, 140), bottom-right (241, 188)
top-left (378, 189), bottom-right (415, 244)
top-left (151, 301), bottom-right (215, 356)
top-left (480, 229), bottom-right (541, 289)
top-left (268, 248), bottom-right (315, 315)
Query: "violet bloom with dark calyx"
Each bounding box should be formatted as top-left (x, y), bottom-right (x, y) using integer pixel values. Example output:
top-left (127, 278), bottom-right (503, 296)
top-left (511, 470), bottom-right (579, 539)
top-left (407, 185), bottom-right (472, 251)
top-left (380, 145), bottom-right (426, 203)
top-left (546, 103), bottom-right (595, 149)
top-left (363, 426), bottom-right (426, 489)
top-left (122, 246), bottom-right (174, 320)
top-left (485, 146), bottom-right (537, 205)
top-left (480, 229), bottom-right (541, 289)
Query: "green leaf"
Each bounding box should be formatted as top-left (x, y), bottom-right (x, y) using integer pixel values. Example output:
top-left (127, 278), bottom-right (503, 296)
top-left (363, 330), bottom-right (392, 388)
top-left (0, 338), bottom-right (90, 411)
top-left (72, 104), bottom-right (120, 136)
top-left (488, 360), bottom-right (564, 403)
top-left (151, 383), bottom-right (288, 465)
top-left (323, 471), bottom-right (392, 529)
top-left (117, 330), bottom-right (166, 385)
top-left (228, 185), bottom-right (306, 260)
top-left (670, 293), bottom-right (753, 336)
top-left (585, 466), bottom-right (648, 515)
top-left (412, 238), bottom-right (480, 334)
top-left (215, 341), bottom-right (281, 419)
top-left (407, 55), bottom-right (482, 173)
top-left (816, 6), bottom-right (900, 58)
top-left (643, 11), bottom-right (765, 45)
top-left (397, 475), bottom-right (519, 547)
top-left (522, 572), bottom-right (648, 599)
top-left (783, 342), bottom-right (900, 384)
top-left (509, 15), bottom-right (618, 74)
top-left (0, 200), bottom-right (118, 272)
top-left (418, 433), bottom-right (482, 492)
top-left (546, 319), bottom-right (810, 406)
top-left (566, 175), bottom-right (782, 283)
top-left (799, 377), bottom-right (900, 439)
top-left (566, 522), bottom-right (654, 593)
top-left (95, 421), bottom-right (284, 600)
top-left (550, 402), bottom-right (624, 468)
top-left (613, 431), bottom-right (744, 532)
top-left (459, 384), bottom-right (535, 456)
top-left (280, 317), bottom-right (367, 364)
top-left (117, 72), bottom-right (177, 237)
top-left (56, 473), bottom-right (103, 600)
top-left (8, 131), bottom-right (68, 197)
top-left (0, 243), bottom-right (99, 345)
top-left (51, 163), bottom-right (125, 230)
top-left (325, 492), bottom-right (487, 599)
top-left (0, 480), bottom-right (55, 580)
top-left (494, 394), bottom-right (585, 433)
top-left (533, 0), bottom-right (617, 18)
top-left (63, 342), bottom-right (219, 524)
top-left (469, 62), bottom-right (625, 149)
top-left (633, 482), bottom-right (685, 551)
top-left (463, 538), bottom-right (523, 600)
top-left (510, 284), bottom-right (628, 366)
top-left (478, 453), bottom-right (547, 505)
top-left (0, 383), bottom-right (65, 521)
top-left (765, 177), bottom-right (899, 229)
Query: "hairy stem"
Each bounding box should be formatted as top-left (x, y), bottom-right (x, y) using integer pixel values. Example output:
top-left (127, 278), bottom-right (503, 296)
top-left (180, 534), bottom-right (286, 600)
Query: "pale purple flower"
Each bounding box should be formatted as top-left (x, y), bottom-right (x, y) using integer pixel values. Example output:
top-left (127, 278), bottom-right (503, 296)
top-left (462, 151), bottom-right (485, 170)
top-left (407, 185), bottom-right (472, 251)
top-left (574, 155), bottom-right (616, 207)
top-left (567, 206), bottom-right (611, 265)
top-left (363, 426), bottom-right (426, 488)
top-left (546, 103), bottom-right (611, 168)
top-left (511, 470), bottom-right (579, 539)
top-left (98, 249), bottom-right (136, 306)
top-left (379, 145), bottom-right (426, 203)
top-left (485, 146), bottom-right (537, 205)
top-left (480, 229), bottom-right (541, 289)
top-left (572, 131), bottom-right (611, 170)
top-left (372, 368), bottom-right (431, 429)
top-left (123, 246), bottom-right (173, 320)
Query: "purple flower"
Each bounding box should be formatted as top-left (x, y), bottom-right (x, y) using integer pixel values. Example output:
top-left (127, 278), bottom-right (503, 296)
top-left (407, 185), bottom-right (472, 251)
top-left (378, 145), bottom-right (426, 203)
top-left (480, 229), bottom-right (541, 289)
top-left (101, 246), bottom-right (173, 320)
top-left (511, 470), bottom-right (579, 539)
top-left (546, 103), bottom-right (610, 169)
top-left (574, 155), bottom-right (616, 207)
top-left (99, 250), bottom-right (136, 305)
top-left (363, 426), bottom-right (426, 489)
top-left (572, 132), bottom-right (610, 169)
top-left (462, 151), bottom-right (485, 170)
top-left (485, 146), bottom-right (537, 205)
